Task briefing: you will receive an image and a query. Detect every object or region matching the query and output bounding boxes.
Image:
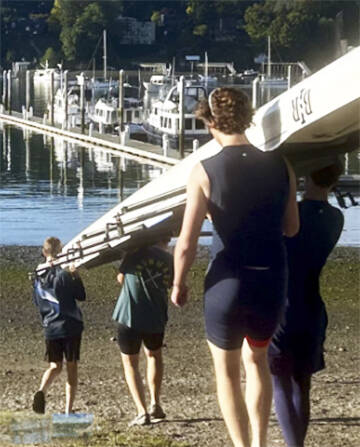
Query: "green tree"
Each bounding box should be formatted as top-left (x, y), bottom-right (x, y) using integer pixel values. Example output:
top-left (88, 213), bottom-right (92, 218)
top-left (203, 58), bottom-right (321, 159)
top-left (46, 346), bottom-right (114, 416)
top-left (193, 24), bottom-right (208, 37)
top-left (41, 47), bottom-right (58, 67)
top-left (49, 0), bottom-right (123, 64)
top-left (244, 0), bottom-right (359, 67)
top-left (150, 11), bottom-right (162, 26)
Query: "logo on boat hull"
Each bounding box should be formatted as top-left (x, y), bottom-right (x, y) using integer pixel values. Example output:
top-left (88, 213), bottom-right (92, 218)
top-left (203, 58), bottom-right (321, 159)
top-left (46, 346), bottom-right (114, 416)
top-left (292, 89), bottom-right (312, 124)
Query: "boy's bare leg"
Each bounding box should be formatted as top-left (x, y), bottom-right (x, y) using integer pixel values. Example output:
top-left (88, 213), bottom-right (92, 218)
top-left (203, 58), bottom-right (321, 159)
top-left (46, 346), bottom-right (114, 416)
top-left (39, 362), bottom-right (63, 394)
top-left (144, 347), bottom-right (163, 406)
top-left (242, 340), bottom-right (272, 447)
top-left (208, 341), bottom-right (250, 447)
top-left (65, 361), bottom-right (78, 414)
top-left (121, 353), bottom-right (147, 416)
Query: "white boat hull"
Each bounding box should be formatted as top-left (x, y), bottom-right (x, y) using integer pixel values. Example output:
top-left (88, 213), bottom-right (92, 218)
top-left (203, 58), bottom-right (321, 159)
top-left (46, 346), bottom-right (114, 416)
top-left (36, 47), bottom-right (360, 272)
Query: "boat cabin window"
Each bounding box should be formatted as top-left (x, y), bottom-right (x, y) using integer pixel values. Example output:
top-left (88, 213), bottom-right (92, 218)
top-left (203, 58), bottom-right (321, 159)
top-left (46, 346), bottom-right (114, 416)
top-left (185, 118), bottom-right (192, 130)
top-left (185, 87), bottom-right (206, 101)
top-left (195, 119), bottom-right (205, 129)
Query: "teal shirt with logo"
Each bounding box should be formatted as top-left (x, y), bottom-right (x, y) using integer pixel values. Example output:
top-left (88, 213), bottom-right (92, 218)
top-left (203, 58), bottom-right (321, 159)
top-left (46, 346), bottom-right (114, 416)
top-left (112, 246), bottom-right (173, 333)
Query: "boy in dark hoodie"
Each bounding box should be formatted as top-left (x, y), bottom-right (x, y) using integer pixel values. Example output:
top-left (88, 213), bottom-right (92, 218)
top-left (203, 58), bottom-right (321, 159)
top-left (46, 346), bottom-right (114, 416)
top-left (32, 237), bottom-right (86, 414)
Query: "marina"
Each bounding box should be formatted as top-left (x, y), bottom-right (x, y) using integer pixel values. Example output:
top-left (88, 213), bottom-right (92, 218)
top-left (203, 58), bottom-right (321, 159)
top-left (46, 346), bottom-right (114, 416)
top-left (0, 47), bottom-right (359, 253)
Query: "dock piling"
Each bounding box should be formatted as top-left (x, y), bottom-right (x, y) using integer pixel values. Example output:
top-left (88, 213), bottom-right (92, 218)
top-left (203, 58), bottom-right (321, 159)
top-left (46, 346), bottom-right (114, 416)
top-left (162, 134), bottom-right (169, 157)
top-left (2, 70), bottom-right (7, 109)
top-left (49, 71), bottom-right (54, 125)
top-left (7, 70), bottom-right (12, 115)
top-left (64, 70), bottom-right (69, 129)
top-left (78, 72), bottom-right (85, 134)
top-left (252, 76), bottom-right (259, 109)
top-left (178, 75), bottom-right (185, 158)
top-left (121, 125), bottom-right (130, 145)
top-left (193, 139), bottom-right (199, 152)
top-left (287, 65), bottom-right (292, 89)
top-left (118, 69), bottom-right (124, 134)
top-left (26, 70), bottom-right (31, 114)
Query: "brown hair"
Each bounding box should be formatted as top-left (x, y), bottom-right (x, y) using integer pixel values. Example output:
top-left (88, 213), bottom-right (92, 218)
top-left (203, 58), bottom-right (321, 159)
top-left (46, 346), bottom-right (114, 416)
top-left (196, 87), bottom-right (254, 135)
top-left (43, 237), bottom-right (62, 258)
top-left (310, 160), bottom-right (343, 188)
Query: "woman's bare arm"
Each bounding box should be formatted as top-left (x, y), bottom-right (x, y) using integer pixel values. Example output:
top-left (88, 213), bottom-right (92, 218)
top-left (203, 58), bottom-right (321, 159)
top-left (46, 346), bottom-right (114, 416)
top-left (171, 163), bottom-right (209, 307)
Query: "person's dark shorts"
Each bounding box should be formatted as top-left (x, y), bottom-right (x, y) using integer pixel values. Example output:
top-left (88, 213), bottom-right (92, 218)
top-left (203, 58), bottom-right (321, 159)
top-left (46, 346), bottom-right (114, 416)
top-left (117, 323), bottom-right (164, 355)
top-left (45, 335), bottom-right (82, 363)
top-left (204, 263), bottom-right (287, 350)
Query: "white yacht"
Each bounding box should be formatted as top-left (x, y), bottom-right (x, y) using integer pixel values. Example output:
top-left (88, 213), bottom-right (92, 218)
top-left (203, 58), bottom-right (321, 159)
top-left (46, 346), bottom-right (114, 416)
top-left (33, 61), bottom-right (61, 83)
top-left (143, 74), bottom-right (173, 94)
top-left (143, 82), bottom-right (211, 149)
top-left (52, 87), bottom-right (90, 127)
top-left (88, 97), bottom-right (143, 133)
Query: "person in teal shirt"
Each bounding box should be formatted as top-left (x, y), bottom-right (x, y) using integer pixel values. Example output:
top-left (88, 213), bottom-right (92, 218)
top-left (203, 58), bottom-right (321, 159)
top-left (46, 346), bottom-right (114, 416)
top-left (112, 236), bottom-right (173, 426)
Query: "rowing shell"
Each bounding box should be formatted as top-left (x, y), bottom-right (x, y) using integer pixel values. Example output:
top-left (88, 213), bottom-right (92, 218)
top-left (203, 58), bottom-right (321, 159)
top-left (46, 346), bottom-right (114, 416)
top-left (36, 46), bottom-right (360, 272)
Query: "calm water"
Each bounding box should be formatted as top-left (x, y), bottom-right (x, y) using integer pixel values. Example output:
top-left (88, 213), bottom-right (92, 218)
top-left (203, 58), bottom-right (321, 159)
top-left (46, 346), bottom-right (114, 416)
top-left (0, 76), bottom-right (359, 247)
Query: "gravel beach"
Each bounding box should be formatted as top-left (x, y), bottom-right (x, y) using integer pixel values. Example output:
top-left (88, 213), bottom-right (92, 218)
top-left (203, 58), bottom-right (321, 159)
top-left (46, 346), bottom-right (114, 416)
top-left (0, 245), bottom-right (359, 447)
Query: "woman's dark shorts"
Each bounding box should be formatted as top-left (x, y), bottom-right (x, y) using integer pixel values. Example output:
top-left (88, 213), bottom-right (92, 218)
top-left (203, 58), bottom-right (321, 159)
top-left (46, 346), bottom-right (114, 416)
top-left (117, 323), bottom-right (164, 355)
top-left (45, 335), bottom-right (82, 362)
top-left (204, 263), bottom-right (287, 350)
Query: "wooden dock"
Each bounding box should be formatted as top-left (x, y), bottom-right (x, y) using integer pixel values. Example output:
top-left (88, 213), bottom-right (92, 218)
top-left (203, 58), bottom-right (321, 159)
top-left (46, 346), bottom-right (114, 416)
top-left (0, 111), bottom-right (180, 168)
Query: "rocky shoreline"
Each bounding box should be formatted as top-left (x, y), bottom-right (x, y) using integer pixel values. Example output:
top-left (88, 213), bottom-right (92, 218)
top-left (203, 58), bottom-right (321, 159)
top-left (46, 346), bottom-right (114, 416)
top-left (1, 244), bottom-right (358, 268)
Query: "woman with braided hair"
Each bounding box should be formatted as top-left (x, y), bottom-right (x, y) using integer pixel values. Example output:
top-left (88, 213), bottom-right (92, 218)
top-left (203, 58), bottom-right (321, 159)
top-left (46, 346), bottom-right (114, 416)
top-left (171, 87), bottom-right (299, 447)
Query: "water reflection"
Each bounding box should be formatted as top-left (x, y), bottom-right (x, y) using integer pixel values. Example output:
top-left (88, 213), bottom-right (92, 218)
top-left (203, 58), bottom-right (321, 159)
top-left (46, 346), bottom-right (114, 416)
top-left (0, 126), bottom-right (163, 245)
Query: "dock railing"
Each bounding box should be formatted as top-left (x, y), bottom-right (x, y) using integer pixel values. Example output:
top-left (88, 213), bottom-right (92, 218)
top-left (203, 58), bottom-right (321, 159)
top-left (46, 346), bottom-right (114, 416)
top-left (260, 61), bottom-right (310, 84)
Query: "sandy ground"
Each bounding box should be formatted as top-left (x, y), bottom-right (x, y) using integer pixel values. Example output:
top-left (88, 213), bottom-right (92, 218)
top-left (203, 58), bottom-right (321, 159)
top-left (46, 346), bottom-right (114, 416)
top-left (0, 245), bottom-right (359, 447)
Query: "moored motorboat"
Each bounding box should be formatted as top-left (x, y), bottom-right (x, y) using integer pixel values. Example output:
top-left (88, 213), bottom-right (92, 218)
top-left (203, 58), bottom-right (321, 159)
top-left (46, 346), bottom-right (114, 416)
top-left (143, 82), bottom-right (211, 150)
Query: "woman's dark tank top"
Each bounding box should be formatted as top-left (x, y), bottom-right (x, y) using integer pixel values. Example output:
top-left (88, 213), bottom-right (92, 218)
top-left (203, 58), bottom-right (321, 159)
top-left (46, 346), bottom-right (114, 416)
top-left (201, 145), bottom-right (289, 267)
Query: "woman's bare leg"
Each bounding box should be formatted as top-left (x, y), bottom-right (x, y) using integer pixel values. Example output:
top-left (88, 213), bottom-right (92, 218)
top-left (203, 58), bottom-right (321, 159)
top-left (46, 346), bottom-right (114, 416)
top-left (208, 340), bottom-right (250, 447)
top-left (242, 340), bottom-right (272, 447)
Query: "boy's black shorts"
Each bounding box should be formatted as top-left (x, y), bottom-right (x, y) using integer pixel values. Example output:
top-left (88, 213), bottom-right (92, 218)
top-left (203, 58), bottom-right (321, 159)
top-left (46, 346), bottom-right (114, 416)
top-left (117, 323), bottom-right (164, 355)
top-left (45, 335), bottom-right (82, 362)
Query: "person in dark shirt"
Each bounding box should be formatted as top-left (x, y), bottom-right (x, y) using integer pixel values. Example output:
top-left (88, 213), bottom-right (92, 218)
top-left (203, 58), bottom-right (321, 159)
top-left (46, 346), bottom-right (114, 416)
top-left (32, 237), bottom-right (86, 415)
top-left (112, 236), bottom-right (173, 426)
top-left (171, 87), bottom-right (299, 447)
top-left (269, 161), bottom-right (344, 447)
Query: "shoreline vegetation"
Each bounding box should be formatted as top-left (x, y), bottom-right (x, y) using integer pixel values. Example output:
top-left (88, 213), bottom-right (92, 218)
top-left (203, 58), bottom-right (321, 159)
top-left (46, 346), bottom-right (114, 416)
top-left (0, 245), bottom-right (359, 447)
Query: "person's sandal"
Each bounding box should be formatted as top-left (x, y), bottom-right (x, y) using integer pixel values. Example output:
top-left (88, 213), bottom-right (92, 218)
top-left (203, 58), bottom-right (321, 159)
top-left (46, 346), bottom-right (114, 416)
top-left (32, 390), bottom-right (45, 414)
top-left (128, 413), bottom-right (150, 427)
top-left (149, 403), bottom-right (166, 419)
